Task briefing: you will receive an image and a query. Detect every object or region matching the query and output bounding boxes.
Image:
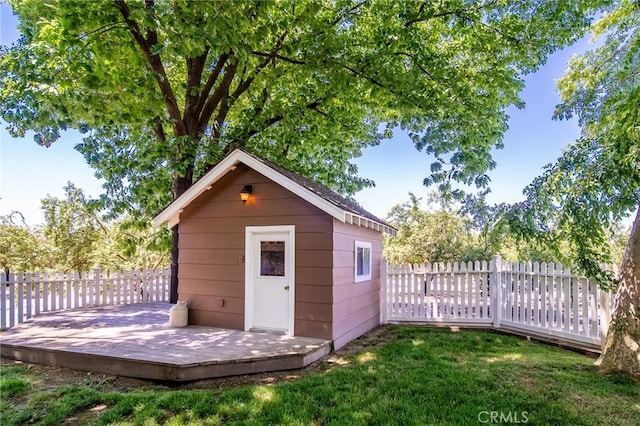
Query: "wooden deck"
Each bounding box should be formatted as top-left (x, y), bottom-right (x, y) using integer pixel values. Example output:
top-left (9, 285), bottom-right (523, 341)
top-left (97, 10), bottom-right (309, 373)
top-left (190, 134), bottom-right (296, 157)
top-left (0, 303), bottom-right (332, 381)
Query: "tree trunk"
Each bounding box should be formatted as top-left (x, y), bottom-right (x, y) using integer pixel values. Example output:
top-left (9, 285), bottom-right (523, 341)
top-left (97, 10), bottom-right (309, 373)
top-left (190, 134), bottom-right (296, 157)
top-left (169, 224), bottom-right (179, 303)
top-left (169, 173), bottom-right (194, 304)
top-left (596, 203), bottom-right (640, 378)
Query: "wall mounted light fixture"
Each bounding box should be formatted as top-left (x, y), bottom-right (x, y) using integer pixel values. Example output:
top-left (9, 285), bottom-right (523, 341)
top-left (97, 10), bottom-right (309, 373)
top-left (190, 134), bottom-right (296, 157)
top-left (240, 185), bottom-right (252, 203)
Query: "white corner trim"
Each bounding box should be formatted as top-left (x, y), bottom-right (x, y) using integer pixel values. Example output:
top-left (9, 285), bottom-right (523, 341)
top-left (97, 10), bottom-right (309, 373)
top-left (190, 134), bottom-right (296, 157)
top-left (167, 215), bottom-right (180, 229)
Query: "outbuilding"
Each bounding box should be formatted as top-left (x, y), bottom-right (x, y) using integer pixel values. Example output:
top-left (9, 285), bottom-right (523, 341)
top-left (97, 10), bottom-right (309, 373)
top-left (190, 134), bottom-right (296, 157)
top-left (154, 149), bottom-right (394, 349)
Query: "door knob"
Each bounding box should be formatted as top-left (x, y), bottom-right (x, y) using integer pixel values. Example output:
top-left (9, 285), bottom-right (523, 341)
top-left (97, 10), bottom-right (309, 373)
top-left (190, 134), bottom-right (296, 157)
top-left (284, 285), bottom-right (290, 290)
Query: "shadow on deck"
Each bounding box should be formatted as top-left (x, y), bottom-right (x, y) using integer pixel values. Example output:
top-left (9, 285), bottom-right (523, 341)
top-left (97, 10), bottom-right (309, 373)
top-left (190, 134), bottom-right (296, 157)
top-left (0, 303), bottom-right (332, 381)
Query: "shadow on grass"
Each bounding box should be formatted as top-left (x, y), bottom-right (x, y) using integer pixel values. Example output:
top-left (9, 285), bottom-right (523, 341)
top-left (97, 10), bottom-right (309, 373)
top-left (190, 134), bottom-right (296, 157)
top-left (2, 326), bottom-right (639, 425)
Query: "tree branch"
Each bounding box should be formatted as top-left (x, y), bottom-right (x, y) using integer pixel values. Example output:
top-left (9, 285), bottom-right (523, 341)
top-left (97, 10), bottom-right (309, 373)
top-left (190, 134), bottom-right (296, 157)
top-left (198, 27), bottom-right (291, 136)
top-left (231, 28), bottom-right (291, 100)
top-left (195, 52), bottom-right (229, 117)
top-left (234, 99), bottom-right (327, 147)
top-left (251, 51), bottom-right (306, 65)
top-left (184, 49), bottom-right (210, 135)
top-left (80, 22), bottom-right (127, 40)
top-left (197, 56), bottom-right (238, 134)
top-left (394, 51), bottom-right (435, 80)
top-left (53, 22), bottom-right (128, 78)
top-left (455, 11), bottom-right (520, 45)
top-left (338, 62), bottom-right (387, 89)
top-left (153, 116), bottom-right (166, 143)
top-left (114, 0), bottom-right (185, 134)
top-left (402, 0), bottom-right (498, 28)
top-left (317, 0), bottom-right (368, 35)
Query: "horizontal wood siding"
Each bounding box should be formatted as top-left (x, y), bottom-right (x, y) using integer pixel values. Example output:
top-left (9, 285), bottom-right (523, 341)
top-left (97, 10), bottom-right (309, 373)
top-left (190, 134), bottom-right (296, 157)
top-left (178, 164), bottom-right (333, 338)
top-left (332, 220), bottom-right (383, 349)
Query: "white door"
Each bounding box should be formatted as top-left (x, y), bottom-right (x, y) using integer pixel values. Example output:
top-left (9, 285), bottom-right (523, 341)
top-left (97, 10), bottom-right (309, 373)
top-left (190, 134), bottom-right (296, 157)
top-left (245, 226), bottom-right (295, 334)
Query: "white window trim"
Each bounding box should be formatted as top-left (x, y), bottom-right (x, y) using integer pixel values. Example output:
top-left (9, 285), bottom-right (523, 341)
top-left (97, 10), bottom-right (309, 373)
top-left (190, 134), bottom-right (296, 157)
top-left (354, 241), bottom-right (372, 283)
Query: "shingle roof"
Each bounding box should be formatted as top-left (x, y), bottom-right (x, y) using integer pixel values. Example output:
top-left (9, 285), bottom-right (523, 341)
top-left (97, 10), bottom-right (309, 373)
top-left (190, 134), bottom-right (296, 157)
top-left (154, 149), bottom-right (395, 234)
top-left (240, 149), bottom-right (391, 227)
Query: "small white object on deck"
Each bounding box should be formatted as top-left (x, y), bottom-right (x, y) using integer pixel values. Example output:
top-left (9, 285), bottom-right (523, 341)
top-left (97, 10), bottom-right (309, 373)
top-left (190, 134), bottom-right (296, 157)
top-left (169, 300), bottom-right (188, 327)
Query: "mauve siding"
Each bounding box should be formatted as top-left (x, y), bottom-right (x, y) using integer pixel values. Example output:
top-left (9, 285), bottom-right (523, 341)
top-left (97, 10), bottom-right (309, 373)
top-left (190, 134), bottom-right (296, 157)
top-left (178, 164), bottom-right (333, 339)
top-left (332, 220), bottom-right (383, 349)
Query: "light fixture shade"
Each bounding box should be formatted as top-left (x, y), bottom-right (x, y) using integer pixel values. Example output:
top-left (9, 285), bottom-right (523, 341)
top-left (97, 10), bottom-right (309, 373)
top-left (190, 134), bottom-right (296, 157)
top-left (240, 185), bottom-right (252, 203)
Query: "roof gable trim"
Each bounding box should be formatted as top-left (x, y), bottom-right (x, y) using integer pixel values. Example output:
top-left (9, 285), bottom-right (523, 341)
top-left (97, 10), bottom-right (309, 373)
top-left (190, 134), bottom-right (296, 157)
top-left (153, 149), bottom-right (393, 234)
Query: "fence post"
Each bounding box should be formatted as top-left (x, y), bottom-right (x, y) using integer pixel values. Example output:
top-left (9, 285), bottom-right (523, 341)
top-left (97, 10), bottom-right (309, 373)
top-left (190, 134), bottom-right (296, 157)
top-left (380, 259), bottom-right (388, 325)
top-left (1, 272), bottom-right (7, 330)
top-left (8, 273), bottom-right (16, 328)
top-left (94, 268), bottom-right (102, 306)
top-left (26, 272), bottom-right (33, 320)
top-left (16, 272), bottom-right (24, 327)
top-left (599, 290), bottom-right (612, 349)
top-left (491, 255), bottom-right (502, 329)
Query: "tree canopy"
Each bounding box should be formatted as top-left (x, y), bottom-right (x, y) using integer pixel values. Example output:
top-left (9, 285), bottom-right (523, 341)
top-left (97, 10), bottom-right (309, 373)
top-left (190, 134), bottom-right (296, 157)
top-left (1, 183), bottom-right (169, 274)
top-left (506, 0), bottom-right (639, 286)
top-left (384, 192), bottom-right (474, 264)
top-left (1, 0), bottom-right (605, 302)
top-left (0, 212), bottom-right (46, 275)
top-left (1, 0), bottom-right (603, 216)
top-left (504, 0), bottom-right (639, 377)
top-left (41, 183), bottom-right (104, 272)
top-left (383, 191), bottom-right (624, 266)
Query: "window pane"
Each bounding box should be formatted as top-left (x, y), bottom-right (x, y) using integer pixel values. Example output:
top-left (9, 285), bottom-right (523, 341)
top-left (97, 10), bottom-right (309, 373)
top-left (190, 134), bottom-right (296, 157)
top-left (363, 247), bottom-right (370, 275)
top-left (260, 241), bottom-right (285, 276)
top-left (356, 247), bottom-right (365, 275)
top-left (355, 241), bottom-right (372, 282)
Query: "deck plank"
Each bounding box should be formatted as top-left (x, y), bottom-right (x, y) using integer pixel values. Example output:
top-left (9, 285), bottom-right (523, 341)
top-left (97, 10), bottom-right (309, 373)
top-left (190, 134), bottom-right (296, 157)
top-left (0, 303), bottom-right (331, 381)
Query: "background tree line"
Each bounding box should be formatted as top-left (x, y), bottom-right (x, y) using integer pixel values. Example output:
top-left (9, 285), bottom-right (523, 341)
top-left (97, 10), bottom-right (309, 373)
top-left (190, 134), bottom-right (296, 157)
top-left (384, 191), bottom-right (629, 267)
top-left (2, 184), bottom-right (628, 275)
top-left (0, 183), bottom-right (169, 276)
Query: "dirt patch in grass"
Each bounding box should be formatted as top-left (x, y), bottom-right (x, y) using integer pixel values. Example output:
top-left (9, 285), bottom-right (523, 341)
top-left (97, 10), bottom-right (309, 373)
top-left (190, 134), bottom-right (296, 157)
top-left (0, 325), bottom-right (397, 393)
top-left (0, 359), bottom-right (150, 393)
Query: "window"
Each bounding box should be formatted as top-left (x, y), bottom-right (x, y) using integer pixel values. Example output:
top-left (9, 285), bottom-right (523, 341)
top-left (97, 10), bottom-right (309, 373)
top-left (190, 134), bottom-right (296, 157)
top-left (354, 241), bottom-right (372, 282)
top-left (260, 241), bottom-right (285, 276)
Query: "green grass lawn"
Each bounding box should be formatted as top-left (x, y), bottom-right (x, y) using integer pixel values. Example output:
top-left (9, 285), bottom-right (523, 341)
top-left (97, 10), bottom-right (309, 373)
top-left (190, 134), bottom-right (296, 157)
top-left (1, 326), bottom-right (639, 425)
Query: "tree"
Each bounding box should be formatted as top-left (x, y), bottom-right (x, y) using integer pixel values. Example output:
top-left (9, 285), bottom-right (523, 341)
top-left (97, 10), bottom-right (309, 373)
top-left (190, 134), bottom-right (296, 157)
top-left (461, 190), bottom-right (576, 263)
top-left (385, 193), bottom-right (473, 264)
top-left (41, 183), bottom-right (105, 272)
top-left (1, 0), bottom-right (603, 301)
top-left (94, 217), bottom-right (170, 271)
top-left (459, 190), bottom-right (507, 259)
top-left (386, 191), bottom-right (563, 264)
top-left (0, 212), bottom-right (47, 275)
top-left (506, 0), bottom-right (640, 377)
top-left (41, 186), bottom-right (169, 272)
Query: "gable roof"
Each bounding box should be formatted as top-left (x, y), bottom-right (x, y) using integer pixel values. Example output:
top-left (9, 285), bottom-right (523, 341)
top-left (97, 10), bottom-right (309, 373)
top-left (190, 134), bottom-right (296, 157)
top-left (153, 149), bottom-right (395, 234)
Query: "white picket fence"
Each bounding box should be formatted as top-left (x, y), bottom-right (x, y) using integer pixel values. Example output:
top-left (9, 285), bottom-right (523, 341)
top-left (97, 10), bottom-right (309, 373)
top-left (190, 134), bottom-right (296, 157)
top-left (1, 268), bottom-right (170, 330)
top-left (383, 257), bottom-right (612, 350)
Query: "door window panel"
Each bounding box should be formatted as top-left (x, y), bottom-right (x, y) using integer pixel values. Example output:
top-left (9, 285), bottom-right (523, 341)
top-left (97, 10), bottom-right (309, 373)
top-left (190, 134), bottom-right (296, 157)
top-left (260, 241), bottom-right (285, 276)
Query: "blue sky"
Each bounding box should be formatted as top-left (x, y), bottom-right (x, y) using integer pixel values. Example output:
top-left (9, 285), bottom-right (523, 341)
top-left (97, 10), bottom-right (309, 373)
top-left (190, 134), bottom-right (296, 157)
top-left (0, 3), bottom-right (593, 225)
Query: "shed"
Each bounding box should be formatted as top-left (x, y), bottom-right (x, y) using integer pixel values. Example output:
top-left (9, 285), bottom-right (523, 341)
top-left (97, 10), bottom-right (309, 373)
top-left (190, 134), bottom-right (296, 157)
top-left (154, 149), bottom-right (394, 349)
